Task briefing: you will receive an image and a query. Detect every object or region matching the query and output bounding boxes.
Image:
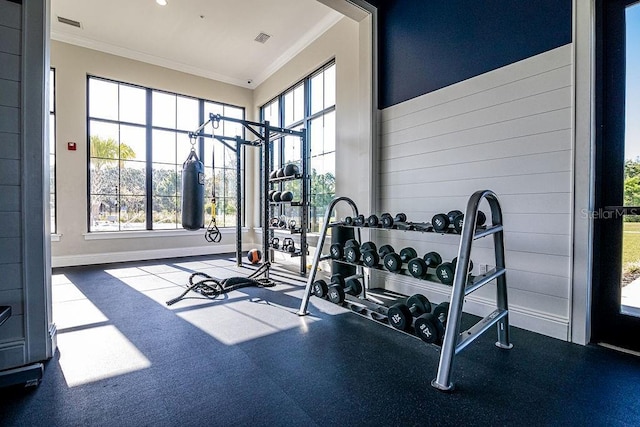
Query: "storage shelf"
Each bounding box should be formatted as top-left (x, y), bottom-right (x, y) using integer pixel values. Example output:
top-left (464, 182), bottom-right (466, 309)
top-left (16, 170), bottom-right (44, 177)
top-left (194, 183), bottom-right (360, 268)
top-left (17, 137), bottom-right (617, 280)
top-left (329, 222), bottom-right (489, 237)
top-left (269, 173), bottom-right (303, 183)
top-left (268, 227), bottom-right (302, 234)
top-left (270, 201), bottom-right (304, 207)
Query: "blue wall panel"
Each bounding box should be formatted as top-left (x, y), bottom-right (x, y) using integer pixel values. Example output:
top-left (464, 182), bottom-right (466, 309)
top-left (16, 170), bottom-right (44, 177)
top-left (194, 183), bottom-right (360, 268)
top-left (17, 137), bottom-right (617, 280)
top-left (369, 0), bottom-right (572, 108)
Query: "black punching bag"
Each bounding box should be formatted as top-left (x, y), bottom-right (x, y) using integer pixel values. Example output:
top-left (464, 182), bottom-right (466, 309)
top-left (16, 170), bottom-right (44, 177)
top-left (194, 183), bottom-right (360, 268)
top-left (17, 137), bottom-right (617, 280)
top-left (181, 150), bottom-right (205, 230)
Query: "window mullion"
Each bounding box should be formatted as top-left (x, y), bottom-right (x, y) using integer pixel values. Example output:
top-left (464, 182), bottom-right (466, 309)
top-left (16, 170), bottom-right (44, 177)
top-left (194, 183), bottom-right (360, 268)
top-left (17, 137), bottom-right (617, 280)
top-left (145, 88), bottom-right (153, 230)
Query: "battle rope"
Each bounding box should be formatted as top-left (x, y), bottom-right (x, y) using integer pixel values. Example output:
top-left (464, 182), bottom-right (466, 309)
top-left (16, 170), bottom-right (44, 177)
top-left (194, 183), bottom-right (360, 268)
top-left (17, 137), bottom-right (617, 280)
top-left (205, 117), bottom-right (222, 243)
top-left (165, 262), bottom-right (275, 306)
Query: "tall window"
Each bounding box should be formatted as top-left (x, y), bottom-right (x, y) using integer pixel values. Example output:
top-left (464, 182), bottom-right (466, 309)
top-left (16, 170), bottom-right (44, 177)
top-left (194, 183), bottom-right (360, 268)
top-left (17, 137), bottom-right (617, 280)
top-left (88, 76), bottom-right (244, 232)
top-left (260, 61), bottom-right (336, 232)
top-left (49, 68), bottom-right (56, 233)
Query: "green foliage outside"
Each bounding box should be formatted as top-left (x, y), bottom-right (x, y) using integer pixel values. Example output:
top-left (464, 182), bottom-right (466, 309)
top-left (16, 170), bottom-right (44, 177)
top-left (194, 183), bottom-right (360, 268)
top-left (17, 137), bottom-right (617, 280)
top-left (623, 160), bottom-right (640, 284)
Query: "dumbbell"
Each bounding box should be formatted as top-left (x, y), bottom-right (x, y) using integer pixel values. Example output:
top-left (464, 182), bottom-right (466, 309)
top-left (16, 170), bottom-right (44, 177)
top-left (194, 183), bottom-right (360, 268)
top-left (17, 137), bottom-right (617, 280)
top-left (383, 247), bottom-right (416, 273)
top-left (329, 242), bottom-right (343, 260)
top-left (312, 273), bottom-right (346, 298)
top-left (381, 212), bottom-right (407, 228)
top-left (344, 216), bottom-right (354, 226)
top-left (367, 214), bottom-right (380, 227)
top-left (343, 239), bottom-right (361, 263)
top-left (327, 277), bottom-right (363, 304)
top-left (361, 242), bottom-right (379, 267)
top-left (379, 245), bottom-right (397, 271)
top-left (407, 251), bottom-right (442, 279)
top-left (387, 294), bottom-right (431, 331)
top-left (353, 214), bottom-right (366, 227)
top-left (415, 302), bottom-right (450, 344)
top-left (435, 258), bottom-right (473, 285)
top-left (431, 210), bottom-right (462, 232)
top-left (452, 211), bottom-right (487, 233)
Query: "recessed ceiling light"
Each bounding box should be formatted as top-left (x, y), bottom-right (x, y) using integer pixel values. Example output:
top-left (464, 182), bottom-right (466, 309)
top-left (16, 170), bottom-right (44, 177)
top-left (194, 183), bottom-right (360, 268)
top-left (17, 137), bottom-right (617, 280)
top-left (156, 0), bottom-right (167, 6)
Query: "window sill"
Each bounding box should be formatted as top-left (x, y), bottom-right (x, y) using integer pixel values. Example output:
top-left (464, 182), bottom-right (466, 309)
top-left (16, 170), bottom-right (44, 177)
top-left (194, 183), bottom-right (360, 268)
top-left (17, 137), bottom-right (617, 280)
top-left (83, 227), bottom-right (250, 241)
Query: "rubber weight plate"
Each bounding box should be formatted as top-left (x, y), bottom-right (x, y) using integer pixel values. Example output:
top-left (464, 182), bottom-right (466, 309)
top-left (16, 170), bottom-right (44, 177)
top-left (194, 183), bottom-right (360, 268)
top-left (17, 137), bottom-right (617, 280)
top-left (330, 273), bottom-right (345, 287)
top-left (381, 214), bottom-right (394, 228)
top-left (345, 278), bottom-right (363, 296)
top-left (433, 302), bottom-right (450, 327)
top-left (378, 244), bottom-right (395, 257)
top-left (383, 252), bottom-right (402, 272)
top-left (399, 247), bottom-right (418, 263)
top-left (452, 257), bottom-right (474, 272)
top-left (407, 257), bottom-right (427, 278)
top-left (312, 279), bottom-right (328, 298)
top-left (360, 241), bottom-right (377, 253)
top-left (327, 285), bottom-right (346, 304)
top-left (407, 294), bottom-right (431, 315)
top-left (415, 313), bottom-right (444, 344)
top-left (362, 250), bottom-right (380, 267)
top-left (436, 262), bottom-right (455, 285)
top-left (432, 214), bottom-right (449, 232)
top-left (395, 213), bottom-right (407, 222)
top-left (423, 251), bottom-right (442, 268)
top-left (329, 243), bottom-right (343, 260)
top-left (344, 245), bottom-right (361, 263)
top-left (367, 214), bottom-right (379, 227)
top-left (387, 303), bottom-right (413, 331)
top-left (447, 210), bottom-right (463, 223)
top-left (344, 216), bottom-right (353, 226)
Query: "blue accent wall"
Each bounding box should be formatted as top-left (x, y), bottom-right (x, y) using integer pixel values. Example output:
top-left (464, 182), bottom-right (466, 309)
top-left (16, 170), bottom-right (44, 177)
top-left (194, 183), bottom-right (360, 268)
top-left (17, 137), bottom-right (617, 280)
top-left (369, 0), bottom-right (572, 108)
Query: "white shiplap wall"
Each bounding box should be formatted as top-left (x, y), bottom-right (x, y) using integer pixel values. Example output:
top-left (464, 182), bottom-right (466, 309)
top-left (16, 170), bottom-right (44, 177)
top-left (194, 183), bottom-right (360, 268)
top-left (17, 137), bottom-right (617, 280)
top-left (375, 44), bottom-right (573, 340)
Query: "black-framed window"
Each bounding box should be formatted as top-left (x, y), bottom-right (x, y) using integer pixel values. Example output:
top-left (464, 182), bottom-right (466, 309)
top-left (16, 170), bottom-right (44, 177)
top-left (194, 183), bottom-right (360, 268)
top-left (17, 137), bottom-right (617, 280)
top-left (260, 61), bottom-right (336, 232)
top-left (87, 76), bottom-right (245, 232)
top-left (49, 68), bottom-right (56, 234)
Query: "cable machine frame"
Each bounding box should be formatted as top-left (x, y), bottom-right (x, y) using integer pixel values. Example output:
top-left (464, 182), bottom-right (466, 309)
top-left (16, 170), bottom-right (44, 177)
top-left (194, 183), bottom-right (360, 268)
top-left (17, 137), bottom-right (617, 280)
top-left (190, 113), bottom-right (308, 276)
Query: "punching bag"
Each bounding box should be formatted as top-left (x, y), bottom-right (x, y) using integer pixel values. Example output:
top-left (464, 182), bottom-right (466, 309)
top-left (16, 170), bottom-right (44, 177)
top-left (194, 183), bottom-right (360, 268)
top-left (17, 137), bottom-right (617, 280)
top-left (181, 150), bottom-right (205, 230)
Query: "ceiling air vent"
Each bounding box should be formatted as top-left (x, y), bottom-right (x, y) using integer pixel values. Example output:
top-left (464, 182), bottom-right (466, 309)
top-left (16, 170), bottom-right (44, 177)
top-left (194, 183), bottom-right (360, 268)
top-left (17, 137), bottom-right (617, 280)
top-left (254, 32), bottom-right (271, 44)
top-left (57, 16), bottom-right (82, 28)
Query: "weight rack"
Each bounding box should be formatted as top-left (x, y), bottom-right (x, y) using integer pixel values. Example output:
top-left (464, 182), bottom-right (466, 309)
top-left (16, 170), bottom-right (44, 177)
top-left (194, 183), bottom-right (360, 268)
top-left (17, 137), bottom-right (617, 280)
top-left (297, 189), bottom-right (513, 392)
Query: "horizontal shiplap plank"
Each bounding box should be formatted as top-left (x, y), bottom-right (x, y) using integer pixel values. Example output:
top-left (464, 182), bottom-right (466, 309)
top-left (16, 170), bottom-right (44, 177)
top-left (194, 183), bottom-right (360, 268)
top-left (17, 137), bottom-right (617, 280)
top-left (0, 238), bottom-right (20, 263)
top-left (0, 79), bottom-right (19, 107)
top-left (0, 1), bottom-right (21, 29)
top-left (0, 106), bottom-right (19, 133)
top-left (0, 132), bottom-right (19, 159)
top-left (0, 159), bottom-right (19, 185)
top-left (0, 212), bottom-right (20, 238)
top-left (0, 52), bottom-right (20, 81)
top-left (382, 44), bottom-right (572, 122)
top-left (0, 25), bottom-right (20, 56)
top-left (381, 150), bottom-right (571, 185)
top-left (0, 185), bottom-right (19, 212)
top-left (384, 65), bottom-right (572, 135)
top-left (0, 263), bottom-right (21, 291)
top-left (383, 87), bottom-right (572, 146)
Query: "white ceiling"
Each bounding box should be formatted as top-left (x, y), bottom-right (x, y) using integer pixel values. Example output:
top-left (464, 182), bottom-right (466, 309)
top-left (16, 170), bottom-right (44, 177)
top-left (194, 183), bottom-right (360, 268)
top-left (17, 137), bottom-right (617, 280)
top-left (50, 0), bottom-right (344, 89)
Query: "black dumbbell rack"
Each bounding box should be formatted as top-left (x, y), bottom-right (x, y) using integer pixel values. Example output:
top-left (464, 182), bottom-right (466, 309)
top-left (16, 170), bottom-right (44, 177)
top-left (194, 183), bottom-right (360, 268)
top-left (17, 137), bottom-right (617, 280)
top-left (265, 130), bottom-right (309, 276)
top-left (297, 190), bottom-right (513, 392)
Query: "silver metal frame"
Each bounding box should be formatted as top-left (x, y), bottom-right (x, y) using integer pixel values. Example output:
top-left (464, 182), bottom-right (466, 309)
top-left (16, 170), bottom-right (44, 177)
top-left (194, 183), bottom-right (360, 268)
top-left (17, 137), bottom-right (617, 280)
top-left (298, 190), bottom-right (513, 392)
top-left (297, 196), bottom-right (362, 315)
top-left (431, 189), bottom-right (512, 391)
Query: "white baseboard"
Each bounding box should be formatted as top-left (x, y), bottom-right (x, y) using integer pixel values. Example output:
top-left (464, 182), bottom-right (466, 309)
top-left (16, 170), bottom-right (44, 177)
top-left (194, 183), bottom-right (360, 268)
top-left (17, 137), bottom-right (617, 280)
top-left (51, 244), bottom-right (250, 268)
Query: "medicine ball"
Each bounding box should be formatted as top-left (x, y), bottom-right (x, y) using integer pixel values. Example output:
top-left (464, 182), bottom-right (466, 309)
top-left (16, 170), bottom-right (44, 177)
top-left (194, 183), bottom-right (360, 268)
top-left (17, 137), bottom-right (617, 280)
top-left (247, 249), bottom-right (262, 264)
top-left (269, 170), bottom-right (278, 180)
top-left (268, 190), bottom-right (276, 201)
top-left (277, 168), bottom-right (285, 177)
top-left (284, 163), bottom-right (299, 176)
top-left (280, 191), bottom-right (294, 202)
top-left (272, 191), bottom-right (282, 202)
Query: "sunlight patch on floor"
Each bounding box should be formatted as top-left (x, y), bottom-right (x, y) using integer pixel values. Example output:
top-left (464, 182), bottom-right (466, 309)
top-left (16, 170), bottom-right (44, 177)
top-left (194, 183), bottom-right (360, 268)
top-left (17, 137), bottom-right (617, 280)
top-left (52, 275), bottom-right (109, 330)
top-left (177, 296), bottom-right (318, 345)
top-left (57, 325), bottom-right (151, 387)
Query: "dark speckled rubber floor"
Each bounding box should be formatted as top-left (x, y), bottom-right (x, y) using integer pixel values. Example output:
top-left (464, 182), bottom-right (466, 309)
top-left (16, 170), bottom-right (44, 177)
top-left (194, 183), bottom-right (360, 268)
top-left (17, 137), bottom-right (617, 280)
top-left (2, 254), bottom-right (640, 426)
